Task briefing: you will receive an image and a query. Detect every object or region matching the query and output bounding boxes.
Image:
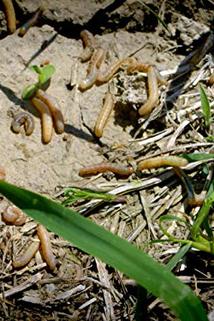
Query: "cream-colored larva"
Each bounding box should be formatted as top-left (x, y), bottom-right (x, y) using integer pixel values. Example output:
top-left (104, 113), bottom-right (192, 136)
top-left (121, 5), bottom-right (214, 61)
top-left (2, 0), bottom-right (16, 33)
top-left (37, 224), bottom-right (56, 271)
top-left (94, 91), bottom-right (115, 138)
top-left (11, 112), bottom-right (35, 136)
top-left (138, 65), bottom-right (159, 116)
top-left (79, 162), bottom-right (134, 178)
top-left (79, 48), bottom-right (106, 91)
top-left (80, 29), bottom-right (96, 62)
top-left (2, 205), bottom-right (26, 226)
top-left (35, 89), bottom-right (64, 134)
top-left (13, 240), bottom-right (40, 269)
top-left (137, 156), bottom-right (188, 170)
top-left (127, 62), bottom-right (166, 85)
top-left (96, 57), bottom-right (136, 85)
top-left (31, 97), bottom-right (53, 144)
top-left (126, 62), bottom-right (150, 74)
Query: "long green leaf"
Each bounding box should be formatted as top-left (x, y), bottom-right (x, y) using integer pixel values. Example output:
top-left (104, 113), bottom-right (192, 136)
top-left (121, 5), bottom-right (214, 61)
top-left (166, 244), bottom-right (191, 271)
top-left (199, 84), bottom-right (211, 127)
top-left (0, 181), bottom-right (208, 321)
top-left (62, 187), bottom-right (117, 206)
top-left (191, 189), bottom-right (214, 239)
top-left (181, 153), bottom-right (214, 162)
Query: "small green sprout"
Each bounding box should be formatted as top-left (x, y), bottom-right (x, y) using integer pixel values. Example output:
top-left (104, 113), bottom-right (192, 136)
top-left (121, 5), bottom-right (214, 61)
top-left (159, 183), bottom-right (214, 254)
top-left (199, 84), bottom-right (212, 129)
top-left (62, 187), bottom-right (119, 206)
top-left (22, 64), bottom-right (55, 100)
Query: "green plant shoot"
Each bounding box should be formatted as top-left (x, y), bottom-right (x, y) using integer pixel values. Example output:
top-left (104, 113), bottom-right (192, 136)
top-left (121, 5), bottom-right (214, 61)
top-left (199, 84), bottom-right (211, 128)
top-left (62, 187), bottom-right (118, 206)
top-left (22, 64), bottom-right (56, 100)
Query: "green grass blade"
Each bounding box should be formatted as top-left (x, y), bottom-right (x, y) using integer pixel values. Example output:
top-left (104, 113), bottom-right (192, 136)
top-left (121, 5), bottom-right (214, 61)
top-left (166, 244), bottom-right (191, 271)
top-left (199, 84), bottom-right (211, 127)
top-left (181, 153), bottom-right (214, 162)
top-left (62, 187), bottom-right (117, 206)
top-left (22, 64), bottom-right (55, 100)
top-left (191, 188), bottom-right (214, 240)
top-left (0, 181), bottom-right (208, 321)
top-left (206, 135), bottom-right (214, 142)
top-left (137, 0), bottom-right (171, 34)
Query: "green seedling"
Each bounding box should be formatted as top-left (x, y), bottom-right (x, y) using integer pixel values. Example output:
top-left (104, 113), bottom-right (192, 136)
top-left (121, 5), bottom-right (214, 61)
top-left (159, 214), bottom-right (213, 254)
top-left (206, 135), bottom-right (214, 142)
top-left (159, 152), bottom-right (214, 254)
top-left (159, 180), bottom-right (214, 254)
top-left (22, 64), bottom-right (55, 100)
top-left (199, 84), bottom-right (212, 129)
top-left (62, 187), bottom-right (119, 206)
top-left (181, 152), bottom-right (214, 162)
